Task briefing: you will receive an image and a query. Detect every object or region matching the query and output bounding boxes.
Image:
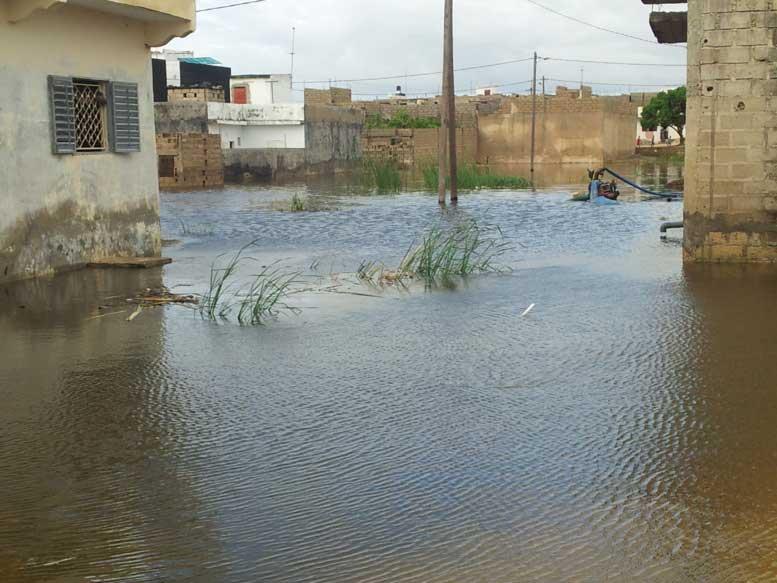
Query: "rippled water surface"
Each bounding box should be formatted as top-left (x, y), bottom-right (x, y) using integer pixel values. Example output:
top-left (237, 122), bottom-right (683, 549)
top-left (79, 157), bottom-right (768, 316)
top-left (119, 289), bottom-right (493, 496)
top-left (4, 173), bottom-right (777, 582)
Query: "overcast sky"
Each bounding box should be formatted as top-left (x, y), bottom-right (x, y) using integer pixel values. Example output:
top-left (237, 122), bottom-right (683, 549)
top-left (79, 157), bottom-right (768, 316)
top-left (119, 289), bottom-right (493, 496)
top-left (167, 0), bottom-right (687, 100)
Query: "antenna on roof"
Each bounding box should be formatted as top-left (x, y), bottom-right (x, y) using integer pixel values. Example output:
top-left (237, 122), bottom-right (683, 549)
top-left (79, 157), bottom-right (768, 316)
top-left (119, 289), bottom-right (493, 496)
top-left (290, 27), bottom-right (296, 84)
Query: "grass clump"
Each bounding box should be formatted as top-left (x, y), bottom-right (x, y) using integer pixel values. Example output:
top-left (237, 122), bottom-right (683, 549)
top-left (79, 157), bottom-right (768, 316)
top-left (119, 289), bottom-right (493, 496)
top-left (422, 164), bottom-right (531, 191)
top-left (199, 242), bottom-right (299, 325)
top-left (359, 220), bottom-right (511, 286)
top-left (361, 159), bottom-right (402, 193)
top-left (179, 220), bottom-right (215, 237)
top-left (365, 110), bottom-right (441, 130)
top-left (236, 264), bottom-right (299, 326)
top-left (290, 193), bottom-right (307, 212)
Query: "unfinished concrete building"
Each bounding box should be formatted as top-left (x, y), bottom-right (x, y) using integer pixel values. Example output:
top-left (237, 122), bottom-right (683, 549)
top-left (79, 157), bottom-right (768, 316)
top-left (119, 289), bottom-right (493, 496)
top-left (648, 0), bottom-right (777, 262)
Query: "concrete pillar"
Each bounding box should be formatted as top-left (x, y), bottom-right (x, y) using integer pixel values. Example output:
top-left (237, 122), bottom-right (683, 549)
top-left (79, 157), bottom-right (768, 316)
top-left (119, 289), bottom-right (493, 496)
top-left (684, 0), bottom-right (777, 262)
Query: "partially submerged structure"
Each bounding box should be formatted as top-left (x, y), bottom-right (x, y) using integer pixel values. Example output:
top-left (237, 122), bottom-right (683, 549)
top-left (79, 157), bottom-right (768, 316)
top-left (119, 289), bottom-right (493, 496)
top-left (0, 0), bottom-right (196, 282)
top-left (646, 0), bottom-right (777, 262)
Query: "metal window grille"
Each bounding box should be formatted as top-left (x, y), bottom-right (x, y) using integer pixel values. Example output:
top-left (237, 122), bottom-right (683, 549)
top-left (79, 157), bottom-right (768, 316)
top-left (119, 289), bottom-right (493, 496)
top-left (73, 81), bottom-right (106, 152)
top-left (158, 155), bottom-right (176, 178)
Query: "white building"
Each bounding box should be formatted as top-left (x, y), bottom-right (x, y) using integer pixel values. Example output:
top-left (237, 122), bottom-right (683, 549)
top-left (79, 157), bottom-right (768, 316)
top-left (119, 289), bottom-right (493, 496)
top-left (636, 106), bottom-right (685, 145)
top-left (230, 74), bottom-right (293, 105)
top-left (208, 103), bottom-right (305, 150)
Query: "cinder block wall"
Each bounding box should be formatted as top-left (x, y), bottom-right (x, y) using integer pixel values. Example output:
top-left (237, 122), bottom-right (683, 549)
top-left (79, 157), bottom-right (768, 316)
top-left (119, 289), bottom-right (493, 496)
top-left (685, 0), bottom-right (777, 262)
top-left (477, 90), bottom-right (638, 164)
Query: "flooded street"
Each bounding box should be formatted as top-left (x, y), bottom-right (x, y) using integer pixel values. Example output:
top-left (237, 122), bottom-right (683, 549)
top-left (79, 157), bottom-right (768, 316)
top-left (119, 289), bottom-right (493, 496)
top-left (4, 164), bottom-right (777, 582)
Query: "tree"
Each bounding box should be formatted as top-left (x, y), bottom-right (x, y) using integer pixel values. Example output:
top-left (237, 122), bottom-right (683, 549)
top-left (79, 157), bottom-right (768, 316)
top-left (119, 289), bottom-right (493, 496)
top-left (640, 86), bottom-right (686, 145)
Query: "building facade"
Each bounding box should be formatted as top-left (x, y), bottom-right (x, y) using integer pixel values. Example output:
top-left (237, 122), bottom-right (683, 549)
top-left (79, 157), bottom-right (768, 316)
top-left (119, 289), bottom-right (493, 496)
top-left (231, 74), bottom-right (293, 105)
top-left (0, 0), bottom-right (195, 282)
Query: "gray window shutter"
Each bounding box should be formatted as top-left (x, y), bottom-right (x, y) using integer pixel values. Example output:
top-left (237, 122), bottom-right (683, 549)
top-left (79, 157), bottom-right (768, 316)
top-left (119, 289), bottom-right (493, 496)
top-left (110, 82), bottom-right (141, 153)
top-left (48, 76), bottom-right (75, 154)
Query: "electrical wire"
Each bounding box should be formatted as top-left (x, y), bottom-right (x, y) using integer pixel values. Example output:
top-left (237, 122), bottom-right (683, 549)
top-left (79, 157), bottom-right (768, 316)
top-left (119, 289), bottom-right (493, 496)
top-left (546, 77), bottom-right (682, 88)
top-left (294, 57), bottom-right (534, 86)
top-left (522, 0), bottom-right (686, 49)
top-left (543, 57), bottom-right (685, 68)
top-left (197, 0), bottom-right (266, 13)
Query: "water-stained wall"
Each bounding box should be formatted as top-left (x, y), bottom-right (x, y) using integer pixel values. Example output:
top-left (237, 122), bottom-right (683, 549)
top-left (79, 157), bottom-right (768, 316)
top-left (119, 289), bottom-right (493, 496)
top-left (0, 3), bottom-right (184, 282)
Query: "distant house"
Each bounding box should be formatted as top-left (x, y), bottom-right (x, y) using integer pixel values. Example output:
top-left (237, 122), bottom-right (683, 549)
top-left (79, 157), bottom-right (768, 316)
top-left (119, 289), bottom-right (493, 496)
top-left (152, 50), bottom-right (232, 103)
top-left (0, 0), bottom-right (196, 283)
top-left (230, 74), bottom-right (293, 105)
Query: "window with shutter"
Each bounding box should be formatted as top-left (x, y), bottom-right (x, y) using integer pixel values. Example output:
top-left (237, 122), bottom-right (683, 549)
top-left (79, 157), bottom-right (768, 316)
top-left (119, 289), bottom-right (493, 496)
top-left (111, 82), bottom-right (141, 153)
top-left (48, 76), bottom-right (76, 155)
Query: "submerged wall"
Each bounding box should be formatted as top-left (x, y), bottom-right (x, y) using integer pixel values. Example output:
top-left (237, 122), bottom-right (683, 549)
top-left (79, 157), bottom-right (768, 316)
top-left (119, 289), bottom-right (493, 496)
top-left (683, 1), bottom-right (777, 262)
top-left (0, 4), bottom-right (163, 283)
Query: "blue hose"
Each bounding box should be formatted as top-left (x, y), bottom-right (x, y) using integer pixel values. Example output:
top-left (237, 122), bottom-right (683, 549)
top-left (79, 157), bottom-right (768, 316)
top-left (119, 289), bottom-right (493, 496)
top-left (602, 167), bottom-right (682, 199)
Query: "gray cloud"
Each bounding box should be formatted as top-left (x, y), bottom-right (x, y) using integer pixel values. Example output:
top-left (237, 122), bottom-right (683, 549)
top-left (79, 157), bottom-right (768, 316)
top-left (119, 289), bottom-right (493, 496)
top-left (167, 0), bottom-right (687, 99)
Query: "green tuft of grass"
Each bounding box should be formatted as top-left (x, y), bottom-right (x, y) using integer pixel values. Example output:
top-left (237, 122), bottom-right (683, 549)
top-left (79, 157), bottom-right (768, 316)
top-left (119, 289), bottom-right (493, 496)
top-left (358, 220), bottom-right (511, 286)
top-left (365, 110), bottom-right (441, 129)
top-left (290, 193), bottom-right (308, 212)
top-left (236, 264), bottom-right (299, 326)
top-left (199, 242), bottom-right (299, 325)
top-left (422, 164), bottom-right (531, 191)
top-left (361, 159), bottom-right (402, 193)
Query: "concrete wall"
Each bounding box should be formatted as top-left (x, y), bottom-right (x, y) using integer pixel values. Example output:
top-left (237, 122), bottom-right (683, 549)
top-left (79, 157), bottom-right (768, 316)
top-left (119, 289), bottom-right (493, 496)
top-left (0, 4), bottom-right (171, 283)
top-left (477, 91), bottom-right (637, 165)
top-left (154, 101), bottom-right (209, 133)
top-left (683, 0), bottom-right (777, 263)
top-left (304, 104), bottom-right (364, 165)
top-left (223, 148), bottom-right (306, 182)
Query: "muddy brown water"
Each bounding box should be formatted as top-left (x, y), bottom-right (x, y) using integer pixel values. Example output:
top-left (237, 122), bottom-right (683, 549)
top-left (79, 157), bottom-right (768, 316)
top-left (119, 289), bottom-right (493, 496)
top-left (4, 164), bottom-right (777, 582)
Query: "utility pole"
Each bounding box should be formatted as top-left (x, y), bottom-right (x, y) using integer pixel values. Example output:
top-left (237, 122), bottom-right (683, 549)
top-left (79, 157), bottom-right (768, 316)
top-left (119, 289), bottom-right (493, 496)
top-left (438, 0), bottom-right (457, 204)
top-left (530, 51), bottom-right (538, 188)
top-left (542, 75), bottom-right (546, 98)
top-left (290, 27), bottom-right (296, 84)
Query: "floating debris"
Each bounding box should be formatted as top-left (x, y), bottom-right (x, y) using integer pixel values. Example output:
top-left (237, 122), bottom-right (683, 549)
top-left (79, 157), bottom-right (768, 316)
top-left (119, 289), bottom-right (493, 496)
top-left (128, 287), bottom-right (198, 307)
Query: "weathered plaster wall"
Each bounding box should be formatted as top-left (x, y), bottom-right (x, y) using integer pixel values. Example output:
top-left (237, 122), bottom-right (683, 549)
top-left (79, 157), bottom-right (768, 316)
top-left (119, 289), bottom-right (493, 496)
top-left (154, 102), bottom-right (209, 133)
top-left (0, 4), bottom-right (162, 282)
top-left (478, 93), bottom-right (637, 165)
top-left (223, 148), bottom-right (306, 182)
top-left (684, 0), bottom-right (777, 263)
top-left (304, 104), bottom-right (364, 165)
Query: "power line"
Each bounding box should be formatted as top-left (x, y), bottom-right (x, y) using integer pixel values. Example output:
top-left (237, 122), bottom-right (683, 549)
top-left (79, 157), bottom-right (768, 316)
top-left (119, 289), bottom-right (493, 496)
top-left (546, 77), bottom-right (683, 88)
top-left (197, 0), bottom-right (266, 13)
top-left (295, 57), bottom-right (534, 86)
top-left (544, 57), bottom-right (685, 68)
top-left (522, 0), bottom-right (686, 49)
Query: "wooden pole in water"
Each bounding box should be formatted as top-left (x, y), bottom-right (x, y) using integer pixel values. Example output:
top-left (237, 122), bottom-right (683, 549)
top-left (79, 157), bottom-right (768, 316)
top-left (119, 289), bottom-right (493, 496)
top-left (530, 51), bottom-right (538, 189)
top-left (438, 0), bottom-right (454, 205)
top-left (446, 0), bottom-right (458, 203)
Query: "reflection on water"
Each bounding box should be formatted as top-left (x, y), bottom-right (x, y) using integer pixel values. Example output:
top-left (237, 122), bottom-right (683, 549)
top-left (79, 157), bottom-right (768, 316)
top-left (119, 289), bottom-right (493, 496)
top-left (3, 175), bottom-right (777, 582)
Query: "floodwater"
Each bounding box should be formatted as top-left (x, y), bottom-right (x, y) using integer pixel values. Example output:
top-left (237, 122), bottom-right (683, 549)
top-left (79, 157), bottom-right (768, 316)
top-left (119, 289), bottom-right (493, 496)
top-left (4, 161), bottom-right (777, 582)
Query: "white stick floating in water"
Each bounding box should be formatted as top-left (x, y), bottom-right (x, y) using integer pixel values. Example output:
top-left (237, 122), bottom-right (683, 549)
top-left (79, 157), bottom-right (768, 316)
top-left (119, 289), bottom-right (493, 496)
top-left (521, 304), bottom-right (536, 317)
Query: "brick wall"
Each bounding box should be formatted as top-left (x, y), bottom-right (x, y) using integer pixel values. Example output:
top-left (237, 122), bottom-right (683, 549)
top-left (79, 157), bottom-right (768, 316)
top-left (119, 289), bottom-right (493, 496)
top-left (304, 88), bottom-right (353, 105)
top-left (362, 127), bottom-right (477, 167)
top-left (684, 0), bottom-right (777, 262)
top-left (156, 133), bottom-right (224, 190)
top-left (167, 87), bottom-right (225, 103)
